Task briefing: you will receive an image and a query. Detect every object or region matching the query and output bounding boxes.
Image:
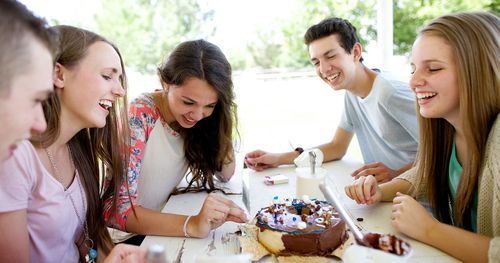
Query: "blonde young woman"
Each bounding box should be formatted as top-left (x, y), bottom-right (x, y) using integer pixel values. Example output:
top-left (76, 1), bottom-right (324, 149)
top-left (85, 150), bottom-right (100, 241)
top-left (345, 12), bottom-right (499, 262)
top-left (0, 24), bottom-right (144, 262)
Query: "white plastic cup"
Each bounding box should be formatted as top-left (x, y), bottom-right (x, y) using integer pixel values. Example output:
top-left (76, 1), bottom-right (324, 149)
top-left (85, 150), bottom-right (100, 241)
top-left (145, 244), bottom-right (168, 263)
top-left (295, 167), bottom-right (327, 200)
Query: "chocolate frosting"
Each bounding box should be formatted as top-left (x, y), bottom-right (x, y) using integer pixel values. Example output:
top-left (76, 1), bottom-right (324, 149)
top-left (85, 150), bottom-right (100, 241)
top-left (256, 198), bottom-right (347, 256)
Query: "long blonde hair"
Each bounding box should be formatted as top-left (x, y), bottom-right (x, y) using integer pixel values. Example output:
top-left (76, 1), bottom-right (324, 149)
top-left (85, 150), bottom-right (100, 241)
top-left (413, 12), bottom-right (500, 229)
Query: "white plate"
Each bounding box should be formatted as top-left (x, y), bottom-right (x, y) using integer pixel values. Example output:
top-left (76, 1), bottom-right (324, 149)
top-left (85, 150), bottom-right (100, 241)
top-left (343, 243), bottom-right (412, 263)
top-left (194, 253), bottom-right (252, 263)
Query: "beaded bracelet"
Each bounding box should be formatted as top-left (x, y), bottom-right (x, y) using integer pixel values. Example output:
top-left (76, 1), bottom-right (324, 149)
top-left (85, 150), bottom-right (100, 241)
top-left (183, 215), bottom-right (192, 238)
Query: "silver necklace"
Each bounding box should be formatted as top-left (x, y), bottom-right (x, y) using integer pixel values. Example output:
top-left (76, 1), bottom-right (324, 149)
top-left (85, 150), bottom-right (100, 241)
top-left (45, 147), bottom-right (97, 262)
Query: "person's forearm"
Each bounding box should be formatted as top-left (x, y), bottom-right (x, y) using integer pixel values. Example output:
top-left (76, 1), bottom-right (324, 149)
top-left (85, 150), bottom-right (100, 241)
top-left (379, 179), bottom-right (411, 201)
top-left (0, 210), bottom-right (29, 263)
top-left (278, 143), bottom-right (345, 165)
top-left (278, 151), bottom-right (301, 165)
top-left (125, 206), bottom-right (188, 237)
top-left (218, 157), bottom-right (236, 182)
top-left (318, 128), bottom-right (352, 162)
top-left (424, 222), bottom-right (490, 262)
top-left (277, 142), bottom-right (347, 166)
top-left (318, 143), bottom-right (346, 162)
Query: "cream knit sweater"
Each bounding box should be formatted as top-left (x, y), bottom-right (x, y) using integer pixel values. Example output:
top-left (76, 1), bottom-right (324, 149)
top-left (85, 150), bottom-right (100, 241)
top-left (398, 114), bottom-right (500, 262)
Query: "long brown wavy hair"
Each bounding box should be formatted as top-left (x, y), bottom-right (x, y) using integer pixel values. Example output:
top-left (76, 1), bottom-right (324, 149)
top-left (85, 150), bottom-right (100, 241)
top-left (154, 39), bottom-right (238, 193)
top-left (413, 12), bottom-right (500, 230)
top-left (30, 25), bottom-right (130, 254)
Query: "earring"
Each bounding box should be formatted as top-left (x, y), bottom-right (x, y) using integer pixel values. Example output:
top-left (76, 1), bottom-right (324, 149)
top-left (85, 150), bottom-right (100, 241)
top-left (161, 82), bottom-right (169, 94)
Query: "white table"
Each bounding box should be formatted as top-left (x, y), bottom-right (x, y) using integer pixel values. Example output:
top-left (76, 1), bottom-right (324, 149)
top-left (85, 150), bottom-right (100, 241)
top-left (141, 157), bottom-right (460, 262)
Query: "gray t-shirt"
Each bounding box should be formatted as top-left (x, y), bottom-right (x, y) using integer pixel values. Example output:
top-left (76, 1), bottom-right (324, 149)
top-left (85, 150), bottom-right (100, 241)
top-left (339, 73), bottom-right (418, 169)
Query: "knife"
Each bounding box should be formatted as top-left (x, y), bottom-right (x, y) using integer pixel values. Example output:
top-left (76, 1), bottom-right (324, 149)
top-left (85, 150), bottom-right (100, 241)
top-left (319, 183), bottom-right (367, 246)
top-left (242, 168), bottom-right (251, 214)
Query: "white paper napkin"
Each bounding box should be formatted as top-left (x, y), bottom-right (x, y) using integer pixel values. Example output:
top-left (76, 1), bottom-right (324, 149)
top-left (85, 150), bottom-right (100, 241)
top-left (293, 148), bottom-right (324, 167)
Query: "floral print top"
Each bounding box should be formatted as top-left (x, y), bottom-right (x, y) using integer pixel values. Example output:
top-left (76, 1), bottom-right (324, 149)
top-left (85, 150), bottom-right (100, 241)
top-left (103, 93), bottom-right (180, 231)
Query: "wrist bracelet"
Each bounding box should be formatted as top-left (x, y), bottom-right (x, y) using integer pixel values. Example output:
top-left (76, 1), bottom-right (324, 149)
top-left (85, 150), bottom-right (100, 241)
top-left (183, 215), bottom-right (192, 238)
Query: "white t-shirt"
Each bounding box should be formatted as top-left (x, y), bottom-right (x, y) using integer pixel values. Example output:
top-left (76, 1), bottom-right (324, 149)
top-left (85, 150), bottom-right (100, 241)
top-left (339, 73), bottom-right (419, 169)
top-left (0, 140), bottom-right (85, 263)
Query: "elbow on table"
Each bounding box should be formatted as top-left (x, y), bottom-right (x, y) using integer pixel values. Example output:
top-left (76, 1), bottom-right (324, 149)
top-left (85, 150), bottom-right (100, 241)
top-left (215, 171), bottom-right (232, 182)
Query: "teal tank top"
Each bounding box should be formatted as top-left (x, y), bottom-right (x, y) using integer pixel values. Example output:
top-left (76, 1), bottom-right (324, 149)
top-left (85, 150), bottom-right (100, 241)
top-left (448, 140), bottom-right (478, 231)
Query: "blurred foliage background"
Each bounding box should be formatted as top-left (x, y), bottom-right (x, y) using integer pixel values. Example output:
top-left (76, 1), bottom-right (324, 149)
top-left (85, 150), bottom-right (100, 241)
top-left (93, 0), bottom-right (499, 73)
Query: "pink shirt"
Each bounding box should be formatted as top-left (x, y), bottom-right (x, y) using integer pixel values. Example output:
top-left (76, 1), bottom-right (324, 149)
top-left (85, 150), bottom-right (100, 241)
top-left (0, 140), bottom-right (85, 262)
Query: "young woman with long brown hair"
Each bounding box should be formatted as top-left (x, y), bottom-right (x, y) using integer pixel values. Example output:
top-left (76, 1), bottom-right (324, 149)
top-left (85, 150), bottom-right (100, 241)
top-left (104, 39), bottom-right (247, 245)
top-left (345, 12), bottom-right (499, 262)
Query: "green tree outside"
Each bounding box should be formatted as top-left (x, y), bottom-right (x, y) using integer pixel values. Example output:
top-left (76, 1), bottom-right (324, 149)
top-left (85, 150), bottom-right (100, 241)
top-left (95, 0), bottom-right (214, 74)
top-left (93, 0), bottom-right (497, 72)
top-left (244, 0), bottom-right (497, 69)
top-left (393, 0), bottom-right (496, 55)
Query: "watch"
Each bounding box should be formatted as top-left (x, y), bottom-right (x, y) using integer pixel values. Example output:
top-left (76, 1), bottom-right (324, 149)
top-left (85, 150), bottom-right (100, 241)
top-left (294, 147), bottom-right (304, 155)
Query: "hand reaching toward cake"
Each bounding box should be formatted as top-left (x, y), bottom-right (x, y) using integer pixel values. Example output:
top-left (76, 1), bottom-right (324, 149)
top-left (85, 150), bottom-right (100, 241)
top-left (188, 193), bottom-right (247, 238)
top-left (344, 175), bottom-right (382, 205)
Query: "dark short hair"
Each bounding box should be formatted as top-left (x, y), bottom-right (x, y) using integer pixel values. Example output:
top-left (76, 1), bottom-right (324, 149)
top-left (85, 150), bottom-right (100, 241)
top-left (304, 17), bottom-right (363, 62)
top-left (0, 0), bottom-right (57, 94)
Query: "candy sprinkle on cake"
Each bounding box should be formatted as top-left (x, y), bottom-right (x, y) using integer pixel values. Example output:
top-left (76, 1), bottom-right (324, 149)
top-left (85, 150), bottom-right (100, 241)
top-left (255, 196), bottom-right (347, 256)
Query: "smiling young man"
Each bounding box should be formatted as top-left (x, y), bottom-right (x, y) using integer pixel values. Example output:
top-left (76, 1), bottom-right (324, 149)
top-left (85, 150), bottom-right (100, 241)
top-left (245, 17), bottom-right (418, 183)
top-left (0, 0), bottom-right (56, 162)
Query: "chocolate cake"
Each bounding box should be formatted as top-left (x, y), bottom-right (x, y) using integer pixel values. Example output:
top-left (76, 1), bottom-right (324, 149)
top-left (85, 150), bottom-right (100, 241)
top-left (363, 232), bottom-right (411, 256)
top-left (255, 197), bottom-right (347, 256)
